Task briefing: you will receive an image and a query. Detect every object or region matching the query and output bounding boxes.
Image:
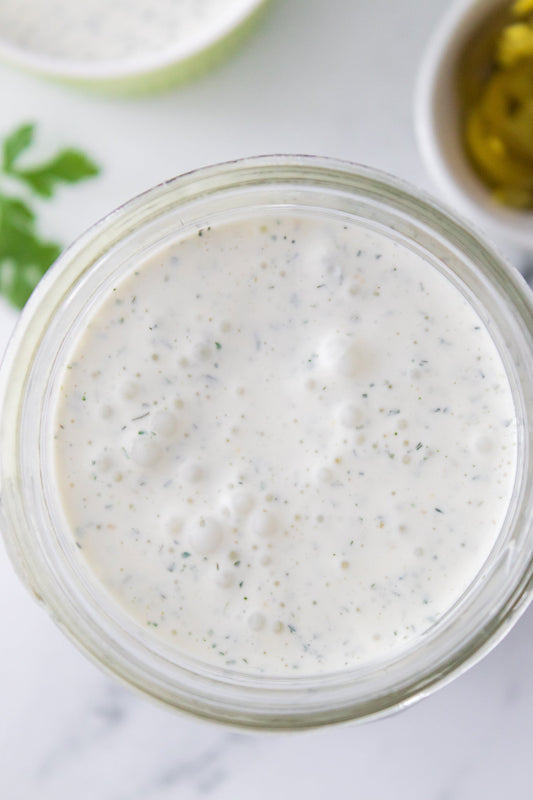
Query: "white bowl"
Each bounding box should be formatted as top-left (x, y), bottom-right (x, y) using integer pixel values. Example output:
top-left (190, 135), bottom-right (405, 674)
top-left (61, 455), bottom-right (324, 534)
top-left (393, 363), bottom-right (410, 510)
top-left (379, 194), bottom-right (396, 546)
top-left (415, 0), bottom-right (533, 252)
top-left (0, 0), bottom-right (268, 94)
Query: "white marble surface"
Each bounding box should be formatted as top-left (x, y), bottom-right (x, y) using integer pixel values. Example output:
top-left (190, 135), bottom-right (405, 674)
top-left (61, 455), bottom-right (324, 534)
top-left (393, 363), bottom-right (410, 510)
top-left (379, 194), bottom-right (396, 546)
top-left (1, 1), bottom-right (532, 798)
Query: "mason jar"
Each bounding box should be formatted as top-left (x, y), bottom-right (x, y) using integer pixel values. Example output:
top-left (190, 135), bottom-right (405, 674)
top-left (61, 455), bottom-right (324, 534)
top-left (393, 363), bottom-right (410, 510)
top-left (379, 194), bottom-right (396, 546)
top-left (0, 155), bottom-right (531, 729)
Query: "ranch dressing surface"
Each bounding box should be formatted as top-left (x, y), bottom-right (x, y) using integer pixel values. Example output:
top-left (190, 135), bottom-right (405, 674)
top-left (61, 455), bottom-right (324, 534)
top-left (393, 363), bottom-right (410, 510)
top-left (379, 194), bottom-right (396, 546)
top-left (0, 0), bottom-right (252, 61)
top-left (52, 213), bottom-right (517, 675)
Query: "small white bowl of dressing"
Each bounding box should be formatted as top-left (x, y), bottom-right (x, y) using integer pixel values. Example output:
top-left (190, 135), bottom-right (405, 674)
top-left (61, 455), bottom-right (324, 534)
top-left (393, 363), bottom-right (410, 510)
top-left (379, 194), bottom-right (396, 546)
top-left (415, 0), bottom-right (533, 251)
top-left (0, 0), bottom-right (269, 94)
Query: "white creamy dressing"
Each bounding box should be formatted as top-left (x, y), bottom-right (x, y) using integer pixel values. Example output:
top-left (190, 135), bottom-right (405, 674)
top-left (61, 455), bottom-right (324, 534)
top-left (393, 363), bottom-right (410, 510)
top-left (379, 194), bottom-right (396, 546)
top-left (0, 0), bottom-right (252, 61)
top-left (52, 213), bottom-right (517, 675)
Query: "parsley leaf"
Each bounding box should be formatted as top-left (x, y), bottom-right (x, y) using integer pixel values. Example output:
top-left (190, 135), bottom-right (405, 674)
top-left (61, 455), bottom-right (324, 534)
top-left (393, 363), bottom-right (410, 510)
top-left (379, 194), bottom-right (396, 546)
top-left (0, 196), bottom-right (61, 308)
top-left (12, 149), bottom-right (100, 198)
top-left (0, 121), bottom-right (100, 308)
top-left (2, 123), bottom-right (35, 172)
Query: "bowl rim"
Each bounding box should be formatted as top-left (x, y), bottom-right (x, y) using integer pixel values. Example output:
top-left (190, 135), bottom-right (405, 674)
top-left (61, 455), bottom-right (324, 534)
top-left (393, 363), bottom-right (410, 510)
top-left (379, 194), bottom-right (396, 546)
top-left (414, 0), bottom-right (533, 251)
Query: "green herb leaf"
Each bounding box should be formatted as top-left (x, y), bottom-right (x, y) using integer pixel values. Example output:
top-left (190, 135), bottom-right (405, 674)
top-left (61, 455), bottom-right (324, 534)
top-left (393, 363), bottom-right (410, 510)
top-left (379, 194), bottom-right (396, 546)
top-left (2, 123), bottom-right (35, 172)
top-left (0, 195), bottom-right (61, 308)
top-left (13, 148), bottom-right (100, 198)
top-left (0, 122), bottom-right (101, 308)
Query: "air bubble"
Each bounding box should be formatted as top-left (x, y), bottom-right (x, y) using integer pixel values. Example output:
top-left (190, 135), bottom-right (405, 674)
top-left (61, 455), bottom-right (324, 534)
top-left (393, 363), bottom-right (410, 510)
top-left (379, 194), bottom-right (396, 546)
top-left (317, 466), bottom-right (333, 482)
top-left (339, 405), bottom-right (365, 428)
top-left (131, 438), bottom-right (161, 467)
top-left (152, 410), bottom-right (176, 437)
top-left (120, 381), bottom-right (139, 400)
top-left (230, 491), bottom-right (254, 516)
top-left (322, 337), bottom-right (363, 376)
top-left (215, 570), bottom-right (234, 589)
top-left (182, 462), bottom-right (203, 483)
top-left (248, 612), bottom-right (266, 631)
top-left (95, 453), bottom-right (113, 473)
top-left (322, 337), bottom-right (346, 364)
top-left (476, 436), bottom-right (493, 454)
top-left (193, 342), bottom-right (211, 361)
top-left (250, 510), bottom-right (277, 537)
top-left (166, 516), bottom-right (183, 535)
top-left (189, 516), bottom-right (222, 555)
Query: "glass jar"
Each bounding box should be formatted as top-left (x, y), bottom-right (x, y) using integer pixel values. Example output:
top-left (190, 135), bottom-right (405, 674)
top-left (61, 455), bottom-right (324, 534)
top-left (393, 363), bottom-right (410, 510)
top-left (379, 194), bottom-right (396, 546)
top-left (0, 155), bottom-right (531, 730)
